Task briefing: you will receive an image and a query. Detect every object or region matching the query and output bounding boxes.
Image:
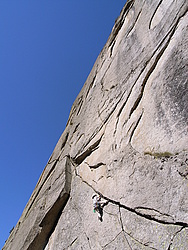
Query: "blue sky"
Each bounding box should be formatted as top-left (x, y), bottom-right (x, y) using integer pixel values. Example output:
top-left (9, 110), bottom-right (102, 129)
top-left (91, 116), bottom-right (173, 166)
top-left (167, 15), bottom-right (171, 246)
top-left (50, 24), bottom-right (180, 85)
top-left (0, 1), bottom-right (126, 248)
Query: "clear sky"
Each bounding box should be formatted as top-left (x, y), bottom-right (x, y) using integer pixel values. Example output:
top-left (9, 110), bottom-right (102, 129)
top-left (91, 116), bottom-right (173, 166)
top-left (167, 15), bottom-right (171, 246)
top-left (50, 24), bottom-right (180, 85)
top-left (0, 1), bottom-right (126, 248)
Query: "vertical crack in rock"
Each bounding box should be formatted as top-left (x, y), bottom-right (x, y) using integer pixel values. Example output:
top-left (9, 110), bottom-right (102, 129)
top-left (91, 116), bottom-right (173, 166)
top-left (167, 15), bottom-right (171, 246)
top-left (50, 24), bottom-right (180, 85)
top-left (113, 10), bottom-right (182, 134)
top-left (128, 8), bottom-right (188, 121)
top-left (86, 75), bottom-right (96, 98)
top-left (118, 207), bottom-right (133, 250)
top-left (149, 0), bottom-right (163, 29)
top-left (167, 226), bottom-right (184, 250)
top-left (129, 37), bottom-right (170, 118)
top-left (73, 123), bottom-right (80, 134)
top-left (48, 131), bottom-right (69, 163)
top-left (84, 232), bottom-right (92, 249)
top-left (60, 132), bottom-right (69, 150)
top-left (27, 156), bottom-right (72, 250)
top-left (76, 96), bottom-right (84, 116)
top-left (126, 8), bottom-right (142, 37)
top-left (129, 110), bottom-right (144, 143)
top-left (108, 0), bottom-right (134, 48)
top-left (113, 65), bottom-right (147, 135)
top-left (119, 207), bottom-right (158, 250)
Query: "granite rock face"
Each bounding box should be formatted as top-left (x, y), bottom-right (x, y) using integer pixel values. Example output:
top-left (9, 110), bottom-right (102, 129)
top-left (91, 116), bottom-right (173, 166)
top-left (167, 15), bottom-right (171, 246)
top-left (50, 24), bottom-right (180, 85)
top-left (3, 0), bottom-right (188, 249)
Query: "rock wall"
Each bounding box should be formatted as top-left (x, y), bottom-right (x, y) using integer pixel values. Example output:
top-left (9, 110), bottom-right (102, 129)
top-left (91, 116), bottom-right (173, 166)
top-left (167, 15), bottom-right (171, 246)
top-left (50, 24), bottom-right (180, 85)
top-left (3, 0), bottom-right (188, 249)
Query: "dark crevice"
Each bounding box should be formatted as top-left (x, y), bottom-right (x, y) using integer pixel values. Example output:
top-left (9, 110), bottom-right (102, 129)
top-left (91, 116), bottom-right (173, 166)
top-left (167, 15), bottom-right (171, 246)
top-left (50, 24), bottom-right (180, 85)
top-left (126, 9), bottom-right (142, 37)
top-left (109, 0), bottom-right (135, 57)
top-left (113, 64), bottom-right (148, 135)
top-left (129, 110), bottom-right (143, 143)
top-left (76, 96), bottom-right (84, 116)
top-left (134, 206), bottom-right (174, 221)
top-left (149, 0), bottom-right (163, 29)
top-left (73, 123), bottom-right (80, 134)
top-left (128, 39), bottom-right (168, 118)
top-left (129, 11), bottom-right (186, 119)
top-left (85, 162), bottom-right (105, 169)
top-left (110, 40), bottom-right (116, 57)
top-left (27, 156), bottom-right (72, 250)
top-left (100, 194), bottom-right (188, 227)
top-left (74, 133), bottom-right (84, 144)
top-left (67, 237), bottom-right (78, 248)
top-left (177, 170), bottom-right (188, 180)
top-left (27, 194), bottom-right (70, 250)
top-left (61, 132), bottom-right (69, 150)
top-left (108, 0), bottom-right (134, 48)
top-left (86, 75), bottom-right (96, 98)
top-left (74, 135), bottom-right (103, 165)
top-left (102, 195), bottom-right (188, 227)
top-left (75, 173), bottom-right (188, 228)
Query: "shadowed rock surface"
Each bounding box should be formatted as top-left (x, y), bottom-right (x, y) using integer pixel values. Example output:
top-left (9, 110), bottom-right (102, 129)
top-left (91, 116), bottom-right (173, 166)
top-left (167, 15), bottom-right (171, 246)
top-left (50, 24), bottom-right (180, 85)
top-left (3, 0), bottom-right (188, 249)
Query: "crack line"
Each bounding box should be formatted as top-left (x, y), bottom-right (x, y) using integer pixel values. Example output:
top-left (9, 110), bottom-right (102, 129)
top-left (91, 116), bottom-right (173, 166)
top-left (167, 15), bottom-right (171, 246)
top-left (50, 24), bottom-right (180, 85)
top-left (129, 109), bottom-right (144, 143)
top-left (149, 0), bottom-right (163, 29)
top-left (72, 169), bottom-right (188, 227)
top-left (119, 207), bottom-right (133, 250)
top-left (119, 206), bottom-right (158, 250)
top-left (167, 226), bottom-right (184, 250)
top-left (134, 206), bottom-right (175, 221)
top-left (84, 232), bottom-right (92, 249)
top-left (114, 6), bottom-right (188, 137)
top-left (102, 231), bottom-right (122, 249)
top-left (74, 134), bottom-right (103, 165)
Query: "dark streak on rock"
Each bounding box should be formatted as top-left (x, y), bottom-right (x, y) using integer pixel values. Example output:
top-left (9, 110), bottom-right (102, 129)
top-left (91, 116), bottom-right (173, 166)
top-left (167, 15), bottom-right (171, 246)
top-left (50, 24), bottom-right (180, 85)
top-left (76, 96), bottom-right (84, 116)
top-left (129, 110), bottom-right (143, 143)
top-left (61, 132), bottom-right (69, 150)
top-left (119, 207), bottom-right (133, 250)
top-left (76, 173), bottom-right (188, 228)
top-left (149, 0), bottom-right (163, 29)
top-left (86, 75), bottom-right (96, 98)
top-left (126, 9), bottom-right (142, 37)
top-left (73, 123), bottom-right (80, 134)
top-left (167, 226), bottom-right (184, 250)
top-left (107, 198), bottom-right (188, 227)
top-left (108, 0), bottom-right (135, 48)
top-left (102, 231), bottom-right (123, 249)
top-left (86, 162), bottom-right (105, 169)
top-left (129, 9), bottom-right (188, 119)
top-left (74, 135), bottom-right (103, 165)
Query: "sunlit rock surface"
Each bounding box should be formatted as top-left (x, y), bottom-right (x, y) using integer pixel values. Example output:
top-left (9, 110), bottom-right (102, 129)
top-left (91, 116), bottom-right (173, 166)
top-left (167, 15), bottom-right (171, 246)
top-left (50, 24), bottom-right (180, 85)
top-left (3, 0), bottom-right (188, 249)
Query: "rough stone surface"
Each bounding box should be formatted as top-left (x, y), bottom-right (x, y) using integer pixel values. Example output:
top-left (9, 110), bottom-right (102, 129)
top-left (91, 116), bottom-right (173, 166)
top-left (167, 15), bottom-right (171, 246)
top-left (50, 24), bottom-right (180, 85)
top-left (3, 0), bottom-right (188, 249)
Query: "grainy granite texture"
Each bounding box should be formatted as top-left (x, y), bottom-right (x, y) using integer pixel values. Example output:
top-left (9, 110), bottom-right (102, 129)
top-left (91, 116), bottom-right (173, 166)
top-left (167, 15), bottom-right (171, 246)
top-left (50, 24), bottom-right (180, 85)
top-left (3, 0), bottom-right (188, 249)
